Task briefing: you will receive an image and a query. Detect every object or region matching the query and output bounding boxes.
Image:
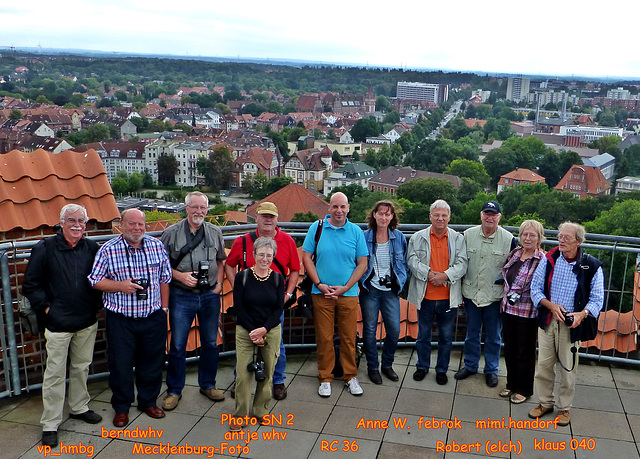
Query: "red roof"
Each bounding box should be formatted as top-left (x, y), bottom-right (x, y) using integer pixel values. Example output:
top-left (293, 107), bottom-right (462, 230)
top-left (498, 168), bottom-right (546, 186)
top-left (246, 183), bottom-right (328, 222)
top-left (0, 149), bottom-right (120, 232)
top-left (554, 164), bottom-right (611, 198)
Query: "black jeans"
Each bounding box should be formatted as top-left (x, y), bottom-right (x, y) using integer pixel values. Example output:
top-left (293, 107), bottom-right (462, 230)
top-left (106, 308), bottom-right (167, 413)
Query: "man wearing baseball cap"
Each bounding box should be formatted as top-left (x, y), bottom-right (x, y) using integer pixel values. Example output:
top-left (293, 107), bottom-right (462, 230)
top-left (455, 201), bottom-right (515, 387)
top-left (225, 201), bottom-right (300, 400)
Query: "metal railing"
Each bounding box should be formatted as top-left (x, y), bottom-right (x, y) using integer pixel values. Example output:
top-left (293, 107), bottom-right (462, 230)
top-left (1, 222), bottom-right (639, 398)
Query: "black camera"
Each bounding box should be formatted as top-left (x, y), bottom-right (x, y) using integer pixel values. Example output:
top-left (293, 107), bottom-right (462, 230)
top-left (192, 260), bottom-right (210, 288)
top-left (379, 275), bottom-right (392, 288)
top-left (507, 291), bottom-right (521, 305)
top-left (562, 311), bottom-right (574, 327)
top-left (247, 359), bottom-right (266, 382)
top-left (133, 278), bottom-right (149, 301)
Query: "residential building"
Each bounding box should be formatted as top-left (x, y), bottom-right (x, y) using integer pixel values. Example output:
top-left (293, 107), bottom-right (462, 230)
top-left (615, 176), bottom-right (640, 194)
top-left (313, 140), bottom-right (362, 162)
top-left (74, 141), bottom-right (146, 181)
top-left (368, 166), bottom-right (461, 195)
top-left (583, 153), bottom-right (616, 181)
top-left (283, 146), bottom-right (333, 192)
top-left (20, 136), bottom-right (72, 154)
top-left (607, 87), bottom-right (633, 100)
top-left (555, 164), bottom-right (611, 198)
top-left (497, 168), bottom-right (546, 194)
top-left (144, 137), bottom-right (184, 183)
top-left (396, 82), bottom-right (448, 104)
top-left (471, 89), bottom-right (491, 103)
top-left (173, 141), bottom-right (218, 186)
top-left (561, 125), bottom-right (624, 147)
top-left (506, 77), bottom-right (530, 102)
top-left (323, 161), bottom-right (378, 195)
top-left (232, 147), bottom-right (282, 189)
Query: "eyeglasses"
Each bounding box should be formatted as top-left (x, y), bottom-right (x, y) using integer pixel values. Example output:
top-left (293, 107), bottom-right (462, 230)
top-left (255, 253), bottom-right (274, 259)
top-left (188, 205), bottom-right (208, 211)
top-left (65, 218), bottom-right (87, 225)
top-left (557, 234), bottom-right (575, 242)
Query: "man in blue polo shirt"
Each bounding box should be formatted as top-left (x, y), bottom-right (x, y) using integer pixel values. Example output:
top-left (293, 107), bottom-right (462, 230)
top-left (302, 192), bottom-right (368, 398)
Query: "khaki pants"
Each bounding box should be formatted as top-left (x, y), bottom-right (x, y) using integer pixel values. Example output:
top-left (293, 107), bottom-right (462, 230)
top-left (312, 294), bottom-right (358, 383)
top-left (41, 322), bottom-right (98, 431)
top-left (534, 316), bottom-right (579, 411)
top-left (234, 325), bottom-right (281, 419)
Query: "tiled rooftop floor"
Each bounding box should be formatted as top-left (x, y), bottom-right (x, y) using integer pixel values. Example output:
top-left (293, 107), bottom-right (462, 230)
top-left (1, 348), bottom-right (639, 458)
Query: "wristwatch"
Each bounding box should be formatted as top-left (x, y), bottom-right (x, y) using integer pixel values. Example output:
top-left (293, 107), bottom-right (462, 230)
top-left (286, 292), bottom-right (293, 298)
top-left (315, 281), bottom-right (322, 288)
top-left (583, 309), bottom-right (591, 317)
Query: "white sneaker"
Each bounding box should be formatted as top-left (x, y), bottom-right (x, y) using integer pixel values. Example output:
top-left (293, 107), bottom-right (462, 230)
top-left (318, 382), bottom-right (332, 397)
top-left (346, 377), bottom-right (363, 396)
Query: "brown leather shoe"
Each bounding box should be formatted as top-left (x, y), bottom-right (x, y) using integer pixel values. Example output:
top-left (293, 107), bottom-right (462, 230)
top-left (200, 387), bottom-right (225, 401)
top-left (140, 406), bottom-right (165, 419)
top-left (162, 394), bottom-right (181, 411)
top-left (273, 383), bottom-right (287, 400)
top-left (528, 404), bottom-right (554, 419)
top-left (113, 412), bottom-right (129, 427)
top-left (557, 410), bottom-right (571, 426)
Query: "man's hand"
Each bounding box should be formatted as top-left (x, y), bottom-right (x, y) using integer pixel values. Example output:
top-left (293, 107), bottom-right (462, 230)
top-left (177, 271), bottom-right (198, 288)
top-left (213, 283), bottom-right (223, 294)
top-left (568, 310), bottom-right (588, 328)
top-left (428, 271), bottom-right (449, 287)
top-left (249, 327), bottom-right (267, 344)
top-left (546, 301), bottom-right (566, 323)
top-left (121, 279), bottom-right (145, 295)
top-left (326, 284), bottom-right (348, 298)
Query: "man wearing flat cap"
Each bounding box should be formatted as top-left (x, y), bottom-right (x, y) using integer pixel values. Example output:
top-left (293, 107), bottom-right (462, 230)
top-left (455, 201), bottom-right (516, 387)
top-left (225, 201), bottom-right (300, 400)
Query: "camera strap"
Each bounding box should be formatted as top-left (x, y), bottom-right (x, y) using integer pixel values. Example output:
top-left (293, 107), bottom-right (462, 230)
top-left (171, 223), bottom-right (206, 269)
top-left (122, 236), bottom-right (151, 290)
top-left (555, 320), bottom-right (578, 372)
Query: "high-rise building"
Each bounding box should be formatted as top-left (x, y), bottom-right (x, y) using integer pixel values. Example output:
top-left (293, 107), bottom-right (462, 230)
top-left (396, 82), bottom-right (448, 104)
top-left (506, 77), bottom-right (530, 102)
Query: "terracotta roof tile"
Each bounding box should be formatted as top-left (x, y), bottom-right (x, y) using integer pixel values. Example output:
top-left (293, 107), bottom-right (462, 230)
top-left (0, 148), bottom-right (120, 232)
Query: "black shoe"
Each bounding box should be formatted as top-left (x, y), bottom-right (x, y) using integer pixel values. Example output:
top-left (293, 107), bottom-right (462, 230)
top-left (368, 369), bottom-right (382, 385)
top-left (486, 373), bottom-right (499, 387)
top-left (436, 372), bottom-right (448, 385)
top-left (42, 431), bottom-right (58, 448)
top-left (454, 368), bottom-right (476, 380)
top-left (69, 409), bottom-right (102, 424)
top-left (413, 368), bottom-right (428, 381)
top-left (381, 367), bottom-right (399, 382)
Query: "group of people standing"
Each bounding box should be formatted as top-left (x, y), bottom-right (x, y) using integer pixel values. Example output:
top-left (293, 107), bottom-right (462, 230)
top-left (22, 191), bottom-right (604, 447)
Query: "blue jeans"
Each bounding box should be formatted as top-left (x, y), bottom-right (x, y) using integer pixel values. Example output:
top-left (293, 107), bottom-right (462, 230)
top-left (273, 312), bottom-right (287, 385)
top-left (166, 286), bottom-right (220, 395)
top-left (462, 298), bottom-right (502, 375)
top-left (359, 287), bottom-right (400, 370)
top-left (416, 299), bottom-right (455, 373)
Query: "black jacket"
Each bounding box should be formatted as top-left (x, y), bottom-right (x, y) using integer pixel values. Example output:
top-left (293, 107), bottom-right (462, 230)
top-left (22, 230), bottom-right (103, 333)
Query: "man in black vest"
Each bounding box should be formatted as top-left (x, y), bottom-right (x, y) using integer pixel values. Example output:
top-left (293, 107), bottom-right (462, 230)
top-left (23, 204), bottom-right (103, 448)
top-left (160, 192), bottom-right (227, 411)
top-left (528, 222), bottom-right (604, 426)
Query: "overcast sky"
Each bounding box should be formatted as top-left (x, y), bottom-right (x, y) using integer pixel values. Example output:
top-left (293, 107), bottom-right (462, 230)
top-left (2, 0), bottom-right (639, 80)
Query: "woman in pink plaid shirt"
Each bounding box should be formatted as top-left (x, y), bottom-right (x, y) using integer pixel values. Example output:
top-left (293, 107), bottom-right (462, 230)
top-left (500, 220), bottom-right (545, 404)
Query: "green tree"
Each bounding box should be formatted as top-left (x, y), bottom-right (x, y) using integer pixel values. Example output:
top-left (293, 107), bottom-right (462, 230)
top-left (445, 159), bottom-right (490, 188)
top-left (396, 178), bottom-right (460, 211)
top-left (198, 145), bottom-right (234, 190)
top-left (332, 150), bottom-right (343, 165)
top-left (291, 211), bottom-right (320, 222)
top-left (375, 95), bottom-right (391, 112)
top-left (350, 118), bottom-right (380, 142)
top-left (243, 172), bottom-right (270, 198)
top-left (266, 175), bottom-right (293, 195)
top-left (267, 131), bottom-right (290, 161)
top-left (157, 154), bottom-right (179, 186)
top-left (597, 109), bottom-right (617, 127)
top-left (584, 200), bottom-right (640, 237)
top-left (9, 109), bottom-right (22, 120)
top-left (242, 102), bottom-right (265, 116)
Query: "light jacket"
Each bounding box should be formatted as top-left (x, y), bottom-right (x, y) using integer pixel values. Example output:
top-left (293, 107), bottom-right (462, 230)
top-left (406, 226), bottom-right (468, 309)
top-left (360, 228), bottom-right (408, 294)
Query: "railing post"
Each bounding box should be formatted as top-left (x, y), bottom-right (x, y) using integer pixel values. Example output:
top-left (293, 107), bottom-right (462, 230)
top-left (1, 250), bottom-right (22, 396)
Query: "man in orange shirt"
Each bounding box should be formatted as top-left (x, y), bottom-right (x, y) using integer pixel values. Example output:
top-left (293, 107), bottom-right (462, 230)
top-left (406, 200), bottom-right (468, 385)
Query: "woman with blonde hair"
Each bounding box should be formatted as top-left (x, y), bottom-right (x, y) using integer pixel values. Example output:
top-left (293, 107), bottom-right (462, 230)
top-left (500, 220), bottom-right (545, 404)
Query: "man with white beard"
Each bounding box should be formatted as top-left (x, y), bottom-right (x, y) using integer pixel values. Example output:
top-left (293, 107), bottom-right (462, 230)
top-left (160, 191), bottom-right (227, 411)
